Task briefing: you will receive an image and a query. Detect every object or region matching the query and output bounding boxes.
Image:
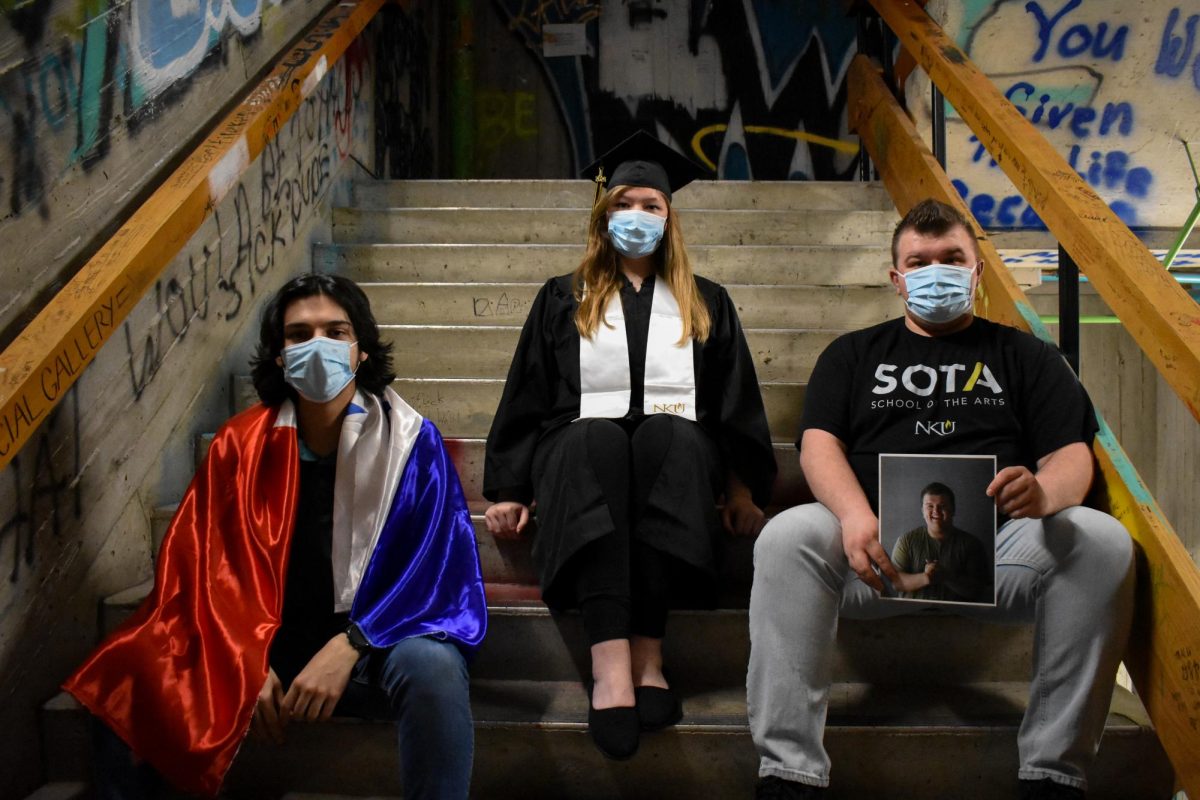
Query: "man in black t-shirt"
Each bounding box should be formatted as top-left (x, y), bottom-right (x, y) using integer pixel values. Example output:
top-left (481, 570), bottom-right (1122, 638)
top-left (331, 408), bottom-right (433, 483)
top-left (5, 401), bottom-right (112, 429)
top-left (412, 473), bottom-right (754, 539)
top-left (747, 200), bottom-right (1134, 800)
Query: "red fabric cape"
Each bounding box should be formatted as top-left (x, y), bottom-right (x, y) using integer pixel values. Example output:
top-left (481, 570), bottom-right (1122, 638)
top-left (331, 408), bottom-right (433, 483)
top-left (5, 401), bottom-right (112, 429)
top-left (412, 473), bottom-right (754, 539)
top-left (64, 403), bottom-right (298, 796)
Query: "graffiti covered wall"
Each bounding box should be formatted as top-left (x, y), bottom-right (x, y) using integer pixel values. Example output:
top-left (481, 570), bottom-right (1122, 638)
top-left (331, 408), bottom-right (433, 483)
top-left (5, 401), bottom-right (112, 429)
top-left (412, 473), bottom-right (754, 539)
top-left (913, 0), bottom-right (1200, 229)
top-left (0, 0), bottom-right (328, 345)
top-left (482, 0), bottom-right (862, 180)
top-left (0, 3), bottom-right (442, 792)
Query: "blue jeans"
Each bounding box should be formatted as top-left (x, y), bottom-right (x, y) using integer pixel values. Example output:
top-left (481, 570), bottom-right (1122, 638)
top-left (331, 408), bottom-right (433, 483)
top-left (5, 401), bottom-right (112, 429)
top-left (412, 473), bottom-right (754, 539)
top-left (92, 635), bottom-right (473, 799)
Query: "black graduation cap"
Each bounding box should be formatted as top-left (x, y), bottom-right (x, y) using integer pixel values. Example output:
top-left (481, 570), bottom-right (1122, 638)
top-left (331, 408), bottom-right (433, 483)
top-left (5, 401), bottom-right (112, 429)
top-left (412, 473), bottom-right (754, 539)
top-left (581, 130), bottom-right (706, 202)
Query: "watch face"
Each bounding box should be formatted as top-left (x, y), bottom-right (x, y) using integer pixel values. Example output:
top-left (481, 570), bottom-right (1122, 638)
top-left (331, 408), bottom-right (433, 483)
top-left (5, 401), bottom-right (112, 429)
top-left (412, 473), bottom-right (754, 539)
top-left (346, 625), bottom-right (369, 651)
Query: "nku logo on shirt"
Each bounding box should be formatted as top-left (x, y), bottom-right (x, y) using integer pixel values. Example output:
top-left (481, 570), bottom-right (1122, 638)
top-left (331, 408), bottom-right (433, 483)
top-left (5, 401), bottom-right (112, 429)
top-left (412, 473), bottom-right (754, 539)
top-left (915, 420), bottom-right (956, 436)
top-left (868, 362), bottom-right (1006, 410)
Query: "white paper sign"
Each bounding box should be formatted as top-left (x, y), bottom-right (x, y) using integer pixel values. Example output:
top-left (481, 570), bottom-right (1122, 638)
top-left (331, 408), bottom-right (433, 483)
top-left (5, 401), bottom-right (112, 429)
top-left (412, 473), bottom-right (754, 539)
top-left (543, 23), bottom-right (589, 58)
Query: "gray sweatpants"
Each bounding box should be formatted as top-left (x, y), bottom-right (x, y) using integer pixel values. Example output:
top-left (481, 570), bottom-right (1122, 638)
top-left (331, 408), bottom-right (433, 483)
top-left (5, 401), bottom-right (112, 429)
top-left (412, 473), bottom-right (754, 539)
top-left (747, 503), bottom-right (1134, 790)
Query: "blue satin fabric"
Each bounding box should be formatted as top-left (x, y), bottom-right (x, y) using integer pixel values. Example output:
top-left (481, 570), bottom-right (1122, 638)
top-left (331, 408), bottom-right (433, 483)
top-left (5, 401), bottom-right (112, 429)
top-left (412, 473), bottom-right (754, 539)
top-left (350, 419), bottom-right (488, 655)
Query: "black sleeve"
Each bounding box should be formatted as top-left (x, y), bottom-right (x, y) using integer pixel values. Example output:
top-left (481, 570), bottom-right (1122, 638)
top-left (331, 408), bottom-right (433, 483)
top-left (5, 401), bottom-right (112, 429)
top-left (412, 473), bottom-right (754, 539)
top-left (1017, 336), bottom-right (1099, 461)
top-left (709, 285), bottom-right (777, 509)
top-left (797, 334), bottom-right (855, 448)
top-left (483, 280), bottom-right (557, 505)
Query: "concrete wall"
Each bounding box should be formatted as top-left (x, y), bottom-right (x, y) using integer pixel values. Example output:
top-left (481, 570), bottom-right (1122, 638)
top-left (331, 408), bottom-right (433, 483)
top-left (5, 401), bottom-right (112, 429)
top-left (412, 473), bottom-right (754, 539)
top-left (913, 0), bottom-right (1200, 230)
top-left (1076, 315), bottom-right (1200, 566)
top-left (0, 0), bottom-right (329, 346)
top-left (0, 4), bottom-right (438, 794)
top-left (480, 0), bottom-right (862, 180)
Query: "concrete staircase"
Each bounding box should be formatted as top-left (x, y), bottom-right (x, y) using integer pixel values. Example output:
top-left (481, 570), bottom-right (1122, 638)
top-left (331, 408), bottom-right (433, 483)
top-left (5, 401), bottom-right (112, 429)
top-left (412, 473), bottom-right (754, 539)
top-left (34, 180), bottom-right (1173, 799)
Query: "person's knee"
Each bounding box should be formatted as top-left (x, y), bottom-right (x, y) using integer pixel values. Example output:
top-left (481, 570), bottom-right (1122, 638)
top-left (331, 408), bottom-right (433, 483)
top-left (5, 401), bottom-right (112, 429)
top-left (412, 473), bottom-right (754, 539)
top-left (753, 504), bottom-right (842, 578)
top-left (1053, 506), bottom-right (1134, 579)
top-left (380, 637), bottom-right (469, 703)
top-left (579, 417), bottom-right (631, 464)
top-left (630, 413), bottom-right (686, 456)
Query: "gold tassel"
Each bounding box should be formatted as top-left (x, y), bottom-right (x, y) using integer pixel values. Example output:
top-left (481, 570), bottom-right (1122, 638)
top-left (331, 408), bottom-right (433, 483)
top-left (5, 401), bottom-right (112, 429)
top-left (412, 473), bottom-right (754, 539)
top-left (592, 166), bottom-right (607, 209)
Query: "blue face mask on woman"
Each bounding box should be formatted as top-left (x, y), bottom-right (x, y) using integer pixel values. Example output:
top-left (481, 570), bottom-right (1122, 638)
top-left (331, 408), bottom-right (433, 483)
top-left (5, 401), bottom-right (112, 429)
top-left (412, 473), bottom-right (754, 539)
top-left (281, 336), bottom-right (359, 403)
top-left (607, 209), bottom-right (667, 258)
top-left (902, 263), bottom-right (976, 324)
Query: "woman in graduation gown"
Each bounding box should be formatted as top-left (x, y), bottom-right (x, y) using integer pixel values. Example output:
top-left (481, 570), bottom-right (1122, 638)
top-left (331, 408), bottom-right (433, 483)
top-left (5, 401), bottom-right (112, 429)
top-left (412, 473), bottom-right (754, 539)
top-left (483, 131), bottom-right (776, 760)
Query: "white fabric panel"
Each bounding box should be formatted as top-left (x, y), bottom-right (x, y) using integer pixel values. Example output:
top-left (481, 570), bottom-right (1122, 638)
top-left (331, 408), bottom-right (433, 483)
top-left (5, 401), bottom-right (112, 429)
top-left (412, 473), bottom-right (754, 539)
top-left (579, 290), bottom-right (633, 419)
top-left (329, 386), bottom-right (425, 612)
top-left (643, 278), bottom-right (696, 420)
top-left (578, 279), bottom-right (696, 421)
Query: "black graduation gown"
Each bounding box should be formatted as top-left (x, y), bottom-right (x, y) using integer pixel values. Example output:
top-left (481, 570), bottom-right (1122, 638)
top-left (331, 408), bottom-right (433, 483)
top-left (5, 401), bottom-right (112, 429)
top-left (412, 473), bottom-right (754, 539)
top-left (483, 273), bottom-right (776, 594)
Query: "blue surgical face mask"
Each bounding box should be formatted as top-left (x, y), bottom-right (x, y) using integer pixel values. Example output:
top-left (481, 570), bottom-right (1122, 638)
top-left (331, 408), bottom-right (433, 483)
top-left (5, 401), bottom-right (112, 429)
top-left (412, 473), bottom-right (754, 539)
top-left (281, 336), bottom-right (359, 403)
top-left (902, 263), bottom-right (976, 324)
top-left (607, 209), bottom-right (666, 259)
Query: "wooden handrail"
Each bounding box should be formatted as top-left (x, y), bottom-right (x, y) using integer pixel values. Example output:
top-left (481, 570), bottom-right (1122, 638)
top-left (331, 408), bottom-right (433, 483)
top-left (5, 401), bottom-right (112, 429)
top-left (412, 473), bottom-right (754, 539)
top-left (849, 54), bottom-right (1200, 795)
top-left (0, 0), bottom-right (390, 472)
top-left (865, 0), bottom-right (1200, 427)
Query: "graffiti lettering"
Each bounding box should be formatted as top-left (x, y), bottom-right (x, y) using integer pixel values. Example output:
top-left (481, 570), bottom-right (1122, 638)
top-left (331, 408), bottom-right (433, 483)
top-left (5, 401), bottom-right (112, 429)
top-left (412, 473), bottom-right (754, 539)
top-left (473, 293), bottom-right (528, 318)
top-left (0, 383), bottom-right (82, 583)
top-left (1026, 0), bottom-right (1129, 63)
top-left (1003, 82), bottom-right (1132, 138)
top-left (493, 1), bottom-right (859, 180)
top-left (1155, 8), bottom-right (1200, 89)
top-left (123, 60), bottom-right (355, 400)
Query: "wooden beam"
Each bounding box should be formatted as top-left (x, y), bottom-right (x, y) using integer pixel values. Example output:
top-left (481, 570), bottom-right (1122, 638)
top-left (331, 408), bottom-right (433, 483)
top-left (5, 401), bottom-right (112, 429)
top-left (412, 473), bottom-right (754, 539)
top-left (0, 0), bottom-right (387, 471)
top-left (849, 54), bottom-right (1200, 794)
top-left (866, 0), bottom-right (1200, 426)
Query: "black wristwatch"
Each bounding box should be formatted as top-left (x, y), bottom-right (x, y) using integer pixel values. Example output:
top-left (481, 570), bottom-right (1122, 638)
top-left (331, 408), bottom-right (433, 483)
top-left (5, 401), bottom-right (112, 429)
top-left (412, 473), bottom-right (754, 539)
top-left (344, 622), bottom-right (372, 655)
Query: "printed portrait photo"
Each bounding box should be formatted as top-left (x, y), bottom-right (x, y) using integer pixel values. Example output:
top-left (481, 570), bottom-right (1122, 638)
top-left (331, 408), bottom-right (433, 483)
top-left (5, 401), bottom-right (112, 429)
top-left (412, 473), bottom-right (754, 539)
top-left (878, 454), bottom-right (997, 606)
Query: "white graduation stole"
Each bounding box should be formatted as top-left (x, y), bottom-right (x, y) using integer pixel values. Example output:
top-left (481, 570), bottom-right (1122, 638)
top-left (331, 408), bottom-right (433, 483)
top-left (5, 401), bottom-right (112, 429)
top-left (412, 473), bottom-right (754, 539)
top-left (579, 278), bottom-right (697, 421)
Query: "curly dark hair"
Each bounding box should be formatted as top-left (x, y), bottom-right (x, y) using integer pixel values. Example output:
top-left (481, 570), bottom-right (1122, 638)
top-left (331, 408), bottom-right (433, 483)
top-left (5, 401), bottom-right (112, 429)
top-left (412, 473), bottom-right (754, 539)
top-left (251, 273), bottom-right (396, 406)
top-left (890, 199), bottom-right (977, 266)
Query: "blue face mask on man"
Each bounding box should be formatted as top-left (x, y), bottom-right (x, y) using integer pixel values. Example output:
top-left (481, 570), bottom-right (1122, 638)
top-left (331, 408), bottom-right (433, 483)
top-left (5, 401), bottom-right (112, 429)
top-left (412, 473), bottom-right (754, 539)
top-left (902, 263), bottom-right (976, 324)
top-left (607, 209), bottom-right (666, 258)
top-left (281, 336), bottom-right (359, 403)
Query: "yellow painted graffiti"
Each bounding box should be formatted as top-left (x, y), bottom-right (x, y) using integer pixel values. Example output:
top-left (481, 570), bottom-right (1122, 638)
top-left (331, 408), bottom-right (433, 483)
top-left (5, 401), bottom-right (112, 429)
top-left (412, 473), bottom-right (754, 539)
top-left (690, 123), bottom-right (859, 171)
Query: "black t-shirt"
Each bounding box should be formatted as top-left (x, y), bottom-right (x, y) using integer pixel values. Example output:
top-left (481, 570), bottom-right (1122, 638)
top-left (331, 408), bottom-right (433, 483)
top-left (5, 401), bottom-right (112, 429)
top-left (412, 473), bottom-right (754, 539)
top-left (271, 453), bottom-right (348, 685)
top-left (798, 317), bottom-right (1098, 512)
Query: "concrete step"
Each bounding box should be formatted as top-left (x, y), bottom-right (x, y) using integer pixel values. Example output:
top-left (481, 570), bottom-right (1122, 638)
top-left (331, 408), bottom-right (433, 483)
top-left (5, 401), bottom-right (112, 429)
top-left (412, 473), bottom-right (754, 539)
top-left (358, 282), bottom-right (898, 329)
top-left (316, 242), bottom-right (1043, 288)
top-left (193, 435), bottom-right (809, 510)
top-left (43, 683), bottom-right (1171, 799)
top-left (97, 584), bottom-right (1034, 689)
top-left (234, 372), bottom-right (804, 446)
top-left (332, 208), bottom-right (897, 247)
top-left (474, 606), bottom-right (1034, 688)
top-left (384, 377), bottom-right (806, 442)
top-left (351, 179), bottom-right (897, 211)
top-left (380, 325), bottom-right (837, 382)
top-left (317, 243), bottom-right (891, 285)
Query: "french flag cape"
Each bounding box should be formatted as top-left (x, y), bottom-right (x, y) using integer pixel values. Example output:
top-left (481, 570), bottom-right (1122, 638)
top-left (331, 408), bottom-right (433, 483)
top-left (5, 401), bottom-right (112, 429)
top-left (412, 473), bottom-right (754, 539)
top-left (64, 387), bottom-right (487, 796)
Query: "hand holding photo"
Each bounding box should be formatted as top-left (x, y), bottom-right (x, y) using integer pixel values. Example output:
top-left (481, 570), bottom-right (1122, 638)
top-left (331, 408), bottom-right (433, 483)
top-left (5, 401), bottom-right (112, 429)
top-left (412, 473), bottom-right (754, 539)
top-left (877, 454), bottom-right (997, 606)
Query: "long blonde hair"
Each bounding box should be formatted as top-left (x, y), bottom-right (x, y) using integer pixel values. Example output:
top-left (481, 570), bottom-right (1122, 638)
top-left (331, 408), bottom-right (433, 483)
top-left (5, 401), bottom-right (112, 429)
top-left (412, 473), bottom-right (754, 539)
top-left (573, 185), bottom-right (711, 344)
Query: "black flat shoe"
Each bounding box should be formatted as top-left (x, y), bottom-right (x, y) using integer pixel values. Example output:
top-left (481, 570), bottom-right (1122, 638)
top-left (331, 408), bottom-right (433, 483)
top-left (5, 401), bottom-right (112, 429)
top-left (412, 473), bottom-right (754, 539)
top-left (587, 701), bottom-right (640, 760)
top-left (635, 685), bottom-right (683, 731)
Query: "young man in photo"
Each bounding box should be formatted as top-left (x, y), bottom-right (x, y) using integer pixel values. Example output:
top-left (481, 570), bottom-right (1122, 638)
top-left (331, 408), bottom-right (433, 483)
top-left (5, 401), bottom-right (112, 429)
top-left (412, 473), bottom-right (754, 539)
top-left (890, 481), bottom-right (993, 603)
top-left (747, 199), bottom-right (1133, 799)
